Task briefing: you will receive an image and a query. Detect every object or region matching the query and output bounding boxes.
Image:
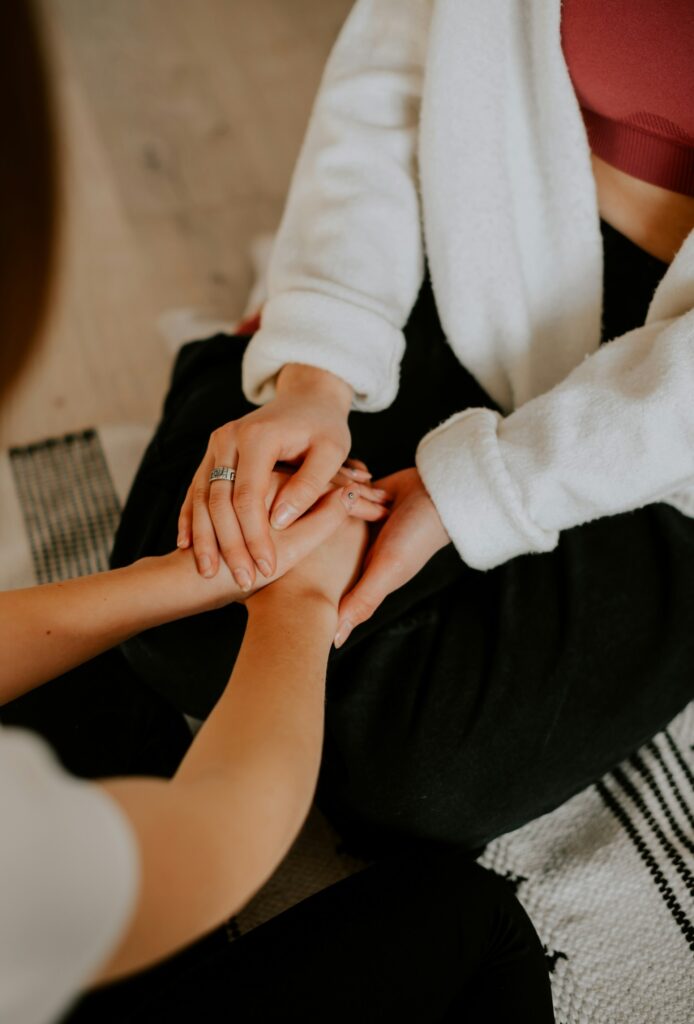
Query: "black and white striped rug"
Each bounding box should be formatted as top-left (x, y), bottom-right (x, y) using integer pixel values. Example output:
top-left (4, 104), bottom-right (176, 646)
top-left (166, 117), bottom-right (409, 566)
top-left (3, 428), bottom-right (693, 1023)
top-left (9, 430), bottom-right (121, 583)
top-left (480, 714), bottom-right (694, 1022)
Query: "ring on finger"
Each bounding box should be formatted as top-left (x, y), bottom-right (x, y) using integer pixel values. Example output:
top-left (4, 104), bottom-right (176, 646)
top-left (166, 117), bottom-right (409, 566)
top-left (209, 466), bottom-right (236, 484)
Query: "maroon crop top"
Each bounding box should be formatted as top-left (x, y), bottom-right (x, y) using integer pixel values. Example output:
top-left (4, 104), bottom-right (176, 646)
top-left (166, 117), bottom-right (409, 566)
top-left (561, 0), bottom-right (694, 197)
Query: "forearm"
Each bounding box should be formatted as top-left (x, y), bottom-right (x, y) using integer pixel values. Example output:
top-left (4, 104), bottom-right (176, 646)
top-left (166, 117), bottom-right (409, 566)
top-left (175, 589), bottom-right (335, 871)
top-left (416, 307), bottom-right (694, 571)
top-left (0, 550), bottom-right (241, 704)
top-left (98, 589), bottom-right (336, 982)
top-left (177, 587), bottom-right (333, 779)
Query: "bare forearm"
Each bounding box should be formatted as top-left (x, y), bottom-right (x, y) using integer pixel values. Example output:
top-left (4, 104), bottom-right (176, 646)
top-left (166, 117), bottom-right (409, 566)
top-left (0, 550), bottom-right (240, 704)
top-left (185, 588), bottom-right (331, 770)
top-left (98, 590), bottom-right (336, 982)
top-left (175, 590), bottom-right (335, 872)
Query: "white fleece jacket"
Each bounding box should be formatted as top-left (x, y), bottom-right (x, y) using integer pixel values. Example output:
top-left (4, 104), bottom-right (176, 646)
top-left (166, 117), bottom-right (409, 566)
top-left (243, 0), bottom-right (694, 571)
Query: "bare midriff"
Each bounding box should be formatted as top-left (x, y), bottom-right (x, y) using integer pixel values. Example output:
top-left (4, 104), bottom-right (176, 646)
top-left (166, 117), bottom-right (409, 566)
top-left (592, 154), bottom-right (694, 264)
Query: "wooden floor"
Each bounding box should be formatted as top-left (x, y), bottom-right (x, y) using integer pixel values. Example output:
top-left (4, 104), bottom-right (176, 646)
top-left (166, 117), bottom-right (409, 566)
top-left (0, 0), bottom-right (351, 447)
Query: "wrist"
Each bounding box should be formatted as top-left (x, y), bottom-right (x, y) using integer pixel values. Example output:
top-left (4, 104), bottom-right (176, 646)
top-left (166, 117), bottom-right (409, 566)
top-left (276, 363), bottom-right (353, 413)
top-left (247, 584), bottom-right (337, 637)
top-left (135, 550), bottom-right (241, 618)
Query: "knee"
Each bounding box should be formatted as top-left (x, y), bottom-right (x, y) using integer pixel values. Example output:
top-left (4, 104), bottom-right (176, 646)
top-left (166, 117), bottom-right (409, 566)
top-left (320, 752), bottom-right (501, 854)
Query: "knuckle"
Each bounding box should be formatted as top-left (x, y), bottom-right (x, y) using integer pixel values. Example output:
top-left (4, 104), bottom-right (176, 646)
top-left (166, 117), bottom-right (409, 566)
top-left (351, 594), bottom-right (377, 621)
top-left (356, 593), bottom-right (378, 614)
top-left (221, 543), bottom-right (245, 567)
top-left (192, 485), bottom-right (209, 507)
top-left (208, 487), bottom-right (231, 511)
top-left (236, 419), bottom-right (263, 446)
top-left (352, 601), bottom-right (372, 621)
top-left (211, 422), bottom-right (235, 444)
top-left (232, 483), bottom-right (259, 513)
top-left (320, 437), bottom-right (345, 462)
top-left (290, 476), bottom-right (321, 507)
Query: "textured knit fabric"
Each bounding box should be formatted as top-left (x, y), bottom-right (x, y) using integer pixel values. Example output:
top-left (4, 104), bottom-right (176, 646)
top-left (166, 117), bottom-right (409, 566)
top-left (0, 726), bottom-right (138, 1024)
top-left (241, 0), bottom-right (694, 571)
top-left (561, 0), bottom-right (694, 196)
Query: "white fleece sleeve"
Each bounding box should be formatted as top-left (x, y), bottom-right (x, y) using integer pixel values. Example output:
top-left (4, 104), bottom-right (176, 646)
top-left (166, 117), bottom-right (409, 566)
top-left (416, 307), bottom-right (694, 570)
top-left (242, 0), bottom-right (431, 413)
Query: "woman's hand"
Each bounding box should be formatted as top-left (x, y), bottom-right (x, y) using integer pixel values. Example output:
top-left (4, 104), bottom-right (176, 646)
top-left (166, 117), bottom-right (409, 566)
top-left (333, 468), bottom-right (450, 647)
top-left (97, 499), bottom-right (370, 990)
top-left (255, 511), bottom-right (370, 616)
top-left (178, 365), bottom-right (355, 588)
top-left (190, 472), bottom-right (384, 609)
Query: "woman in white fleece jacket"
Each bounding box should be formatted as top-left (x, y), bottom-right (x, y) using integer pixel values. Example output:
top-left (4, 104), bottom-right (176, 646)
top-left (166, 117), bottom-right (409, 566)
top-left (111, 0), bottom-right (694, 852)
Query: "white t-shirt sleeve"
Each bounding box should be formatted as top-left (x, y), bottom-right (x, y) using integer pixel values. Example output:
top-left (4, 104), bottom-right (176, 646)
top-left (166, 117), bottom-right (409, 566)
top-left (0, 726), bottom-right (139, 1024)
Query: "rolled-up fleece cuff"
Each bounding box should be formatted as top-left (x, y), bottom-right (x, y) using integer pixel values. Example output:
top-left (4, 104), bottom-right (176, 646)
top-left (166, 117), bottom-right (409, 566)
top-left (241, 290), bottom-right (405, 412)
top-left (415, 407), bottom-right (558, 571)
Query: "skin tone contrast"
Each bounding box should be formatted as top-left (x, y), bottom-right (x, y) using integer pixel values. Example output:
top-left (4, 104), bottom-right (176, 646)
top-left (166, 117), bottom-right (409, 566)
top-left (1, 3), bottom-right (394, 989)
top-left (182, 161), bottom-right (694, 648)
top-left (0, 482), bottom-right (371, 982)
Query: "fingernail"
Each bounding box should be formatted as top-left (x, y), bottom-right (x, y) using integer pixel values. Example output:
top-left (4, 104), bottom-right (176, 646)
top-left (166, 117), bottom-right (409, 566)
top-left (177, 532), bottom-right (189, 548)
top-left (371, 489), bottom-right (391, 502)
top-left (233, 568), bottom-right (252, 592)
top-left (272, 502), bottom-right (297, 529)
top-left (257, 558), bottom-right (273, 578)
top-left (198, 554), bottom-right (214, 578)
top-left (345, 467), bottom-right (372, 482)
top-left (334, 619), bottom-right (353, 649)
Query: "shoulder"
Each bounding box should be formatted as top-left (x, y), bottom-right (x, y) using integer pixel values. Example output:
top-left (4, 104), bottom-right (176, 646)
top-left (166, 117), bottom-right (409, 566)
top-left (0, 726), bottom-right (139, 1023)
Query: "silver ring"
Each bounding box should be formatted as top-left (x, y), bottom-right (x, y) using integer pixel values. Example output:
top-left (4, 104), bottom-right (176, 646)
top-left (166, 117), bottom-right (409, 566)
top-left (209, 466), bottom-right (236, 484)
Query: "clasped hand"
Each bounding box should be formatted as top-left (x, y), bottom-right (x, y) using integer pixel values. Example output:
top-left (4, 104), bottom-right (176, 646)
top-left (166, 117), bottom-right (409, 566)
top-left (179, 364), bottom-right (451, 643)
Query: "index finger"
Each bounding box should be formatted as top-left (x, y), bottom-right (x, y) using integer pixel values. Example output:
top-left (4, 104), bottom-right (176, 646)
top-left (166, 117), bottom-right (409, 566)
top-left (270, 442), bottom-right (346, 531)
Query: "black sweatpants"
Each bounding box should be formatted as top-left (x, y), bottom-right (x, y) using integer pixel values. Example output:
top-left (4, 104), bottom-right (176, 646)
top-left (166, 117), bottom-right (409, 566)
top-left (110, 220), bottom-right (694, 854)
top-left (68, 852), bottom-right (554, 1023)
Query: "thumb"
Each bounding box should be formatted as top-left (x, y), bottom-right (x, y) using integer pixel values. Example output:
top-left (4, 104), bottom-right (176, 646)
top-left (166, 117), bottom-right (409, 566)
top-left (334, 551), bottom-right (394, 648)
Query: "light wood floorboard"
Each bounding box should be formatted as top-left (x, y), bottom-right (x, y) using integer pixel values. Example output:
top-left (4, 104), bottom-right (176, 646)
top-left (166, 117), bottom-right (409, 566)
top-left (1, 0), bottom-right (350, 446)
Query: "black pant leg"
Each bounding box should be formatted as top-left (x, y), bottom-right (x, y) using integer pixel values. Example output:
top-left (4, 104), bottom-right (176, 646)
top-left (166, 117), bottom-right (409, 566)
top-left (109, 281), bottom-right (479, 719)
top-left (110, 335), bottom-right (255, 716)
top-left (319, 501), bottom-right (694, 854)
top-left (316, 226), bottom-right (694, 852)
top-left (109, 234), bottom-right (694, 855)
top-left (66, 854), bottom-right (554, 1024)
